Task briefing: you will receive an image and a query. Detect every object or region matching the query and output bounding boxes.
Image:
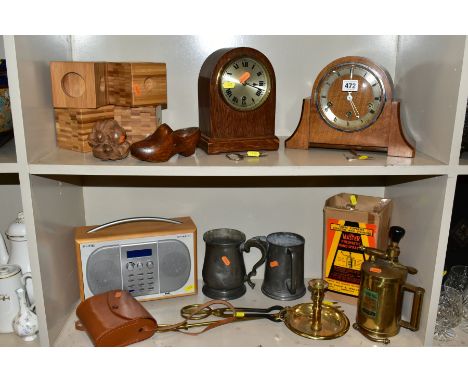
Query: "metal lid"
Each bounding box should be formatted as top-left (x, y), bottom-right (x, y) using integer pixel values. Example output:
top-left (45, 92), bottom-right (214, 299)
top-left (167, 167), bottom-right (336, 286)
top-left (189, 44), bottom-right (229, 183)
top-left (0, 264), bottom-right (21, 279)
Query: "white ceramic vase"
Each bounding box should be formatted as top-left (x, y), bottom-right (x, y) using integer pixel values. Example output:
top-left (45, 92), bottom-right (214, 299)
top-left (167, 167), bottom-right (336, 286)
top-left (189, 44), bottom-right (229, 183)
top-left (12, 287), bottom-right (38, 341)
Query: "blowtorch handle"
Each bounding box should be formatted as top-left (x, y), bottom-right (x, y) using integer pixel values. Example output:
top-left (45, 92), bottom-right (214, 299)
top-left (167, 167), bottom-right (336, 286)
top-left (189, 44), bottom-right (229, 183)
top-left (400, 283), bottom-right (425, 331)
top-left (360, 246), bottom-right (386, 260)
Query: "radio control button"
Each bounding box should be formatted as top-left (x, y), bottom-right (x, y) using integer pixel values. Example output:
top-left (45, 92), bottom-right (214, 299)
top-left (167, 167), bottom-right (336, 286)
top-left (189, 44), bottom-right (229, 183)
top-left (146, 261), bottom-right (154, 269)
top-left (126, 262), bottom-right (135, 271)
top-left (136, 262), bottom-right (143, 269)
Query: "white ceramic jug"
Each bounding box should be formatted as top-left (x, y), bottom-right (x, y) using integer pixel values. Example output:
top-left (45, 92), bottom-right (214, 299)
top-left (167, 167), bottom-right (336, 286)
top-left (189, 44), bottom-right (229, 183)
top-left (6, 212), bottom-right (29, 272)
top-left (5, 212), bottom-right (34, 304)
top-left (0, 264), bottom-right (31, 333)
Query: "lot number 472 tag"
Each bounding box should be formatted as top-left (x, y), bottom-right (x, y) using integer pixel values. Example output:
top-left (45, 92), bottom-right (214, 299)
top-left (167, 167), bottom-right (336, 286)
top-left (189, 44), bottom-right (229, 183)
top-left (342, 80), bottom-right (358, 91)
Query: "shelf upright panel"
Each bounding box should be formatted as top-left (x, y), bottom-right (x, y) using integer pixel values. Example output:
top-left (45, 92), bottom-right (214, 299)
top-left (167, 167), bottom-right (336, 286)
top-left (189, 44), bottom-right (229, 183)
top-left (4, 35), bottom-right (72, 346)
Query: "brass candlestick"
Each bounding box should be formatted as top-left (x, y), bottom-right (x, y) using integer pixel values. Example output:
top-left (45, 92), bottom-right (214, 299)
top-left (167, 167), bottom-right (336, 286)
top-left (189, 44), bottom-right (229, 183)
top-left (308, 278), bottom-right (328, 332)
top-left (283, 278), bottom-right (350, 340)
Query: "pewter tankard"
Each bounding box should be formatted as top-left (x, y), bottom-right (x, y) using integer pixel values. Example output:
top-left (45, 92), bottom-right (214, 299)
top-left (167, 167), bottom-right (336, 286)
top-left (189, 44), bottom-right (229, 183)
top-left (248, 232), bottom-right (306, 301)
top-left (202, 228), bottom-right (268, 300)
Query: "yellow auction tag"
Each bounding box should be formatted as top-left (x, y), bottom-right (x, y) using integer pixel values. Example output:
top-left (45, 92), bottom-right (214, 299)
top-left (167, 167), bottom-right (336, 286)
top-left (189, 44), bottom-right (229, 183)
top-left (184, 284), bottom-right (194, 292)
top-left (350, 194), bottom-right (358, 206)
top-left (246, 151), bottom-right (261, 157)
top-left (358, 155), bottom-right (369, 160)
top-left (222, 81), bottom-right (236, 89)
top-left (323, 300), bottom-right (335, 306)
top-left (235, 312), bottom-right (245, 318)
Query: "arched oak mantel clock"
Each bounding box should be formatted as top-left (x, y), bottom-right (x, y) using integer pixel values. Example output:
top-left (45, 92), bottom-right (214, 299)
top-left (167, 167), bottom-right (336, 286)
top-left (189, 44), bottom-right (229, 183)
top-left (198, 47), bottom-right (279, 154)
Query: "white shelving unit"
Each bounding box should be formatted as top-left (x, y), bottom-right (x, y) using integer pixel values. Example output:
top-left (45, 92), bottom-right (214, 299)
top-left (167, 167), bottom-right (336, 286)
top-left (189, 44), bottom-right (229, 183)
top-left (1, 35), bottom-right (467, 347)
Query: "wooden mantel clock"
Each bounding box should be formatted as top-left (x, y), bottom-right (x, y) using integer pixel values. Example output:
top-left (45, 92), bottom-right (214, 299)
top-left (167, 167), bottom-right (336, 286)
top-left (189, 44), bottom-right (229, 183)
top-left (286, 56), bottom-right (415, 157)
top-left (198, 47), bottom-right (279, 154)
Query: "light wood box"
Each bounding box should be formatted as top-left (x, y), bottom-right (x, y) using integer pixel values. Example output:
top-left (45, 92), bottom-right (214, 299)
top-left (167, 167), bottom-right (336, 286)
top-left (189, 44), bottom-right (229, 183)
top-left (106, 62), bottom-right (167, 107)
top-left (55, 105), bottom-right (162, 153)
top-left (50, 62), bottom-right (108, 109)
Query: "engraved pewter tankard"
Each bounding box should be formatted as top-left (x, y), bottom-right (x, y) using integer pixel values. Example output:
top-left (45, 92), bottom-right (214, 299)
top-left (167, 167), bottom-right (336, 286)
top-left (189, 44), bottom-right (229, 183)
top-left (247, 232), bottom-right (306, 301)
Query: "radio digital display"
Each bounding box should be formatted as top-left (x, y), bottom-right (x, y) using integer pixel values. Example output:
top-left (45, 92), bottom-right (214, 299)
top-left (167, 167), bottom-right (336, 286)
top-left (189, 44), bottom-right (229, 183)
top-left (126, 248), bottom-right (152, 259)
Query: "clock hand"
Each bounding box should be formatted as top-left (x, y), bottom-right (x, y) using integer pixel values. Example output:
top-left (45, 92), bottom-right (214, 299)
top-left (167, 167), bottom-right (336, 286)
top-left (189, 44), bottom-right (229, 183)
top-left (346, 93), bottom-right (360, 118)
top-left (244, 82), bottom-right (263, 91)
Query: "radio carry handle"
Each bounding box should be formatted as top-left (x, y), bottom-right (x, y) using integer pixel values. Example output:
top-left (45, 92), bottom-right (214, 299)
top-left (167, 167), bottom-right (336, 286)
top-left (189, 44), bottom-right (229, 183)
top-left (87, 217), bottom-right (182, 234)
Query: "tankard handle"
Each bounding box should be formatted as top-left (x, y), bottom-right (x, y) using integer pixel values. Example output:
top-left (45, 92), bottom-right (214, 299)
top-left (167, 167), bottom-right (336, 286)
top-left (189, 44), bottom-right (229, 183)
top-left (244, 236), bottom-right (268, 289)
top-left (400, 283), bottom-right (425, 331)
top-left (286, 248), bottom-right (297, 295)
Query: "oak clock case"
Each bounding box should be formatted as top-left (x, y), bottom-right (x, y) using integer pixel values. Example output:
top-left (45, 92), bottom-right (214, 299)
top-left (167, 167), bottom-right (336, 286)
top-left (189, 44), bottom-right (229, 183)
top-left (286, 56), bottom-right (415, 158)
top-left (198, 47), bottom-right (279, 154)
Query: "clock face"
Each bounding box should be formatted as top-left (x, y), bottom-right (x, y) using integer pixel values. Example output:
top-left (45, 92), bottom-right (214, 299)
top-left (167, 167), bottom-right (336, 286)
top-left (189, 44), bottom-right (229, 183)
top-left (219, 56), bottom-right (271, 111)
top-left (315, 63), bottom-right (386, 132)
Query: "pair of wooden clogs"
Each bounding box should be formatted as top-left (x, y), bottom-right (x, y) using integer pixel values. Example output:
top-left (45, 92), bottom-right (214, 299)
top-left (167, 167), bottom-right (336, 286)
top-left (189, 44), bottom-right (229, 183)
top-left (130, 124), bottom-right (201, 162)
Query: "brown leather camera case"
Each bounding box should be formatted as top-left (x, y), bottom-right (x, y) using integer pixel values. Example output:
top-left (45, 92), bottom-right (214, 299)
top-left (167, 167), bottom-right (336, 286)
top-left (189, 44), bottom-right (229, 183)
top-left (75, 290), bottom-right (157, 347)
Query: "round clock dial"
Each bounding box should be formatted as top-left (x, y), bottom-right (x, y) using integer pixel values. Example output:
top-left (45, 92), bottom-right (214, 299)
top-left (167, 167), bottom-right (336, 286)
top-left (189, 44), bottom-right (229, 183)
top-left (315, 63), bottom-right (386, 132)
top-left (219, 57), bottom-right (271, 111)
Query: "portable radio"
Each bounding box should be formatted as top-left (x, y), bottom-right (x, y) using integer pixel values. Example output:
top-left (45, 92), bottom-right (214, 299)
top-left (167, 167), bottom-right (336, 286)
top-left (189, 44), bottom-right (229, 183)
top-left (74, 216), bottom-right (197, 301)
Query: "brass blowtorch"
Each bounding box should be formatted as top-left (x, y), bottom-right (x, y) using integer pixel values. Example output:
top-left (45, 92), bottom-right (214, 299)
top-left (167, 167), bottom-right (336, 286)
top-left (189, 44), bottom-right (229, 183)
top-left (353, 226), bottom-right (425, 344)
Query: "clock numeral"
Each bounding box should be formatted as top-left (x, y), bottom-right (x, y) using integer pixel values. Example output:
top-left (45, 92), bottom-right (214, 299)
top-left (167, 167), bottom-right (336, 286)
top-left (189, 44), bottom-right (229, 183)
top-left (347, 121), bottom-right (350, 127)
top-left (370, 110), bottom-right (375, 114)
top-left (251, 64), bottom-right (256, 70)
top-left (374, 97), bottom-right (381, 101)
top-left (257, 71), bottom-right (263, 77)
top-left (225, 89), bottom-right (233, 98)
top-left (256, 89), bottom-right (263, 97)
top-left (226, 72), bottom-right (233, 76)
top-left (259, 80), bottom-right (265, 86)
top-left (242, 61), bottom-right (249, 68)
top-left (242, 96), bottom-right (247, 106)
top-left (321, 95), bottom-right (327, 99)
top-left (333, 117), bottom-right (338, 123)
top-left (233, 63), bottom-right (240, 70)
top-left (251, 97), bottom-right (255, 103)
top-left (360, 119), bottom-right (364, 124)
top-left (232, 96), bottom-right (239, 104)
top-left (372, 83), bottom-right (377, 87)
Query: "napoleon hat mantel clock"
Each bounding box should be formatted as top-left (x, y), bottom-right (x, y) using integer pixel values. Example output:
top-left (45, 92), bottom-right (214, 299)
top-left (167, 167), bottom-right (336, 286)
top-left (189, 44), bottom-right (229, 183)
top-left (198, 47), bottom-right (279, 154)
top-left (286, 56), bottom-right (414, 157)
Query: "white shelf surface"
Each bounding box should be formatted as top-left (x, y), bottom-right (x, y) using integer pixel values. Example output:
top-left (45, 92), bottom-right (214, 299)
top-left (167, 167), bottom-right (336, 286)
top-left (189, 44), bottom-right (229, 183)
top-left (0, 332), bottom-right (39, 347)
top-left (29, 138), bottom-right (447, 177)
top-left (54, 279), bottom-right (423, 347)
top-left (0, 139), bottom-right (18, 173)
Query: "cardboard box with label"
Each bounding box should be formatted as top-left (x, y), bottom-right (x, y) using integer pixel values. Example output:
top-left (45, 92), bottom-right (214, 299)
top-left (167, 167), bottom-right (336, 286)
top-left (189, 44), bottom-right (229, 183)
top-left (323, 193), bottom-right (393, 304)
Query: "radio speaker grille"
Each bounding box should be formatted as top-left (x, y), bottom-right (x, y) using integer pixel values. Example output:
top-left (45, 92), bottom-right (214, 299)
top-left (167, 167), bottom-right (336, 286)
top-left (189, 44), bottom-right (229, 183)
top-left (158, 240), bottom-right (191, 293)
top-left (86, 246), bottom-right (122, 294)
